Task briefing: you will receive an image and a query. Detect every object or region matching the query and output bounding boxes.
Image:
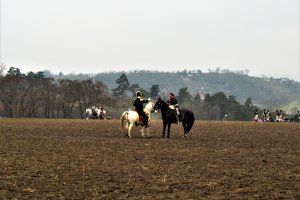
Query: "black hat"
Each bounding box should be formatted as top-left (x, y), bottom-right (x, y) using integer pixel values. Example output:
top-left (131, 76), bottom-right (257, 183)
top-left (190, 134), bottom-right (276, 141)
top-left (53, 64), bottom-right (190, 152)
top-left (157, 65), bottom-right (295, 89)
top-left (170, 92), bottom-right (175, 97)
top-left (136, 91), bottom-right (142, 97)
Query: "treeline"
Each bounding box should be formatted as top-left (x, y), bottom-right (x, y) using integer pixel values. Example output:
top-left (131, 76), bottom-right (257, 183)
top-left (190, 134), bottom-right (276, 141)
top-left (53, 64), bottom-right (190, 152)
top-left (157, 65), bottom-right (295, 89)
top-left (0, 68), bottom-right (257, 120)
top-left (0, 67), bottom-right (111, 118)
top-left (108, 73), bottom-right (258, 121)
top-left (46, 69), bottom-right (300, 108)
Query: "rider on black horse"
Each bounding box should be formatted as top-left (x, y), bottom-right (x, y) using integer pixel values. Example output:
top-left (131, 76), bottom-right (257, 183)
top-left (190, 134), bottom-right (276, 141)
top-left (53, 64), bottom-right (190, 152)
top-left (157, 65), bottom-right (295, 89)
top-left (133, 91), bottom-right (149, 127)
top-left (167, 92), bottom-right (180, 124)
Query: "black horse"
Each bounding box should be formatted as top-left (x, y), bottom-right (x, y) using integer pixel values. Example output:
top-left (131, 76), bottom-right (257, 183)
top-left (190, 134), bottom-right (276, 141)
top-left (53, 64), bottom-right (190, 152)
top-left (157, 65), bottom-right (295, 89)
top-left (154, 97), bottom-right (195, 138)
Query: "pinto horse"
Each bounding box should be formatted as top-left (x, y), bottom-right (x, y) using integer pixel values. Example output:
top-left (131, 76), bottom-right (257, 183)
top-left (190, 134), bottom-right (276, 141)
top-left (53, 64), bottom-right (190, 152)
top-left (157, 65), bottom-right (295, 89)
top-left (85, 108), bottom-right (93, 119)
top-left (154, 97), bottom-right (194, 138)
top-left (120, 101), bottom-right (155, 138)
top-left (85, 107), bottom-right (101, 119)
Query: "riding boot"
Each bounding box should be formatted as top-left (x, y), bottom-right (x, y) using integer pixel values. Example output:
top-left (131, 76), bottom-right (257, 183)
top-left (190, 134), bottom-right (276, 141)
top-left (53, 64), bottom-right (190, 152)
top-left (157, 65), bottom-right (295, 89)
top-left (144, 117), bottom-right (149, 128)
top-left (179, 113), bottom-right (183, 121)
top-left (176, 114), bottom-right (179, 124)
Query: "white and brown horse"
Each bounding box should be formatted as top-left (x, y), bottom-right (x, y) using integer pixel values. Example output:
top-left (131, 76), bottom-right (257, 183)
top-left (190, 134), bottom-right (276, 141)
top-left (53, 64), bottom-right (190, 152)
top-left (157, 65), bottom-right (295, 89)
top-left (120, 101), bottom-right (155, 138)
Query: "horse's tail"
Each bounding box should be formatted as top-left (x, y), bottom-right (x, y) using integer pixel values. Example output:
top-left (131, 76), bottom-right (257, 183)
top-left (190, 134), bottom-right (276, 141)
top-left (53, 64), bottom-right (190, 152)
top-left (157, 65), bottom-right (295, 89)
top-left (186, 111), bottom-right (195, 132)
top-left (120, 111), bottom-right (129, 130)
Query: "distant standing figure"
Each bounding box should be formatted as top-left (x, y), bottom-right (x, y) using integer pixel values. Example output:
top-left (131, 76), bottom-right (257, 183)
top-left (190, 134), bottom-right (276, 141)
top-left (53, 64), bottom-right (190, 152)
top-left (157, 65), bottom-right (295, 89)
top-left (266, 110), bottom-right (270, 122)
top-left (254, 109), bottom-right (259, 122)
top-left (279, 110), bottom-right (283, 121)
top-left (262, 109), bottom-right (267, 122)
top-left (275, 110), bottom-right (280, 122)
top-left (295, 110), bottom-right (300, 122)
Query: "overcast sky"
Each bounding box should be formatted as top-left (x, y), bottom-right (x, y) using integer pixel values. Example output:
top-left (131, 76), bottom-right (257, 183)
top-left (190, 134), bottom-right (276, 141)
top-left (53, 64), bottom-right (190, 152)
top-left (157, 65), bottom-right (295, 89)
top-left (1, 0), bottom-right (299, 80)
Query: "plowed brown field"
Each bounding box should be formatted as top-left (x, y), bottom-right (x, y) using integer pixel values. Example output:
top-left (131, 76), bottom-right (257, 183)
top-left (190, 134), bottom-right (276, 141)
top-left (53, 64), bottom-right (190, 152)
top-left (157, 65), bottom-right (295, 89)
top-left (0, 119), bottom-right (299, 199)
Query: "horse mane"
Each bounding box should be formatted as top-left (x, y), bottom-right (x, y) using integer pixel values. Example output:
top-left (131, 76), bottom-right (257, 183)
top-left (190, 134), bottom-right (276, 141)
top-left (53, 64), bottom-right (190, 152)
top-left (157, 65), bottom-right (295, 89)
top-left (159, 99), bottom-right (169, 109)
top-left (145, 100), bottom-right (154, 107)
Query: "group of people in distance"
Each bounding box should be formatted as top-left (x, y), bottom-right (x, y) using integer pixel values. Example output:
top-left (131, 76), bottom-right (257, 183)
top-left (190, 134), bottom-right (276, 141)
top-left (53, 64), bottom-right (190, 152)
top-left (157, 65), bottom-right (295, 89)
top-left (90, 105), bottom-right (106, 119)
top-left (132, 91), bottom-right (300, 124)
top-left (254, 109), bottom-right (300, 122)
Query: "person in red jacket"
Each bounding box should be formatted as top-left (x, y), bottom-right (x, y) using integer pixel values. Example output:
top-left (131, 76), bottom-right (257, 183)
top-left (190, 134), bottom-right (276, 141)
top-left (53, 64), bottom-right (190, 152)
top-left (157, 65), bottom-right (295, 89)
top-left (168, 92), bottom-right (180, 124)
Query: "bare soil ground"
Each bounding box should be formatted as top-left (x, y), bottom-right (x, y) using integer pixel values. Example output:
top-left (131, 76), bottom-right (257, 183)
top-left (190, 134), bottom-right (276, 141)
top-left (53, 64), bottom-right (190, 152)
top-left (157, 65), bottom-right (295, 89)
top-left (0, 119), bottom-right (299, 199)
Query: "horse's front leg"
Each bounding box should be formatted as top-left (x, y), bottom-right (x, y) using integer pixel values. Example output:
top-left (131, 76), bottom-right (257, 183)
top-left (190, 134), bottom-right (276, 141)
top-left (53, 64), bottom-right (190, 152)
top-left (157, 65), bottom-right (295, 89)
top-left (146, 126), bottom-right (151, 138)
top-left (162, 122), bottom-right (166, 138)
top-left (167, 123), bottom-right (171, 138)
top-left (146, 118), bottom-right (151, 137)
top-left (182, 121), bottom-right (188, 136)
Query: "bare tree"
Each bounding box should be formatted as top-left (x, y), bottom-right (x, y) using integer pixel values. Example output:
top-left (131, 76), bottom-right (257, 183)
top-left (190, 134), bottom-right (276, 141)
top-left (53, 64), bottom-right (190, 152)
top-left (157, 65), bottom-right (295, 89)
top-left (76, 79), bottom-right (109, 118)
top-left (0, 68), bottom-right (30, 117)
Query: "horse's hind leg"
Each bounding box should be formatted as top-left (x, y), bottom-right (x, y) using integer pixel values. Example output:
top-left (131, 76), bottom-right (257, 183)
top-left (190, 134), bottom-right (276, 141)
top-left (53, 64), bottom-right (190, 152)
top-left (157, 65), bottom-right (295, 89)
top-left (128, 123), bottom-right (134, 138)
top-left (124, 123), bottom-right (129, 136)
top-left (167, 123), bottom-right (171, 138)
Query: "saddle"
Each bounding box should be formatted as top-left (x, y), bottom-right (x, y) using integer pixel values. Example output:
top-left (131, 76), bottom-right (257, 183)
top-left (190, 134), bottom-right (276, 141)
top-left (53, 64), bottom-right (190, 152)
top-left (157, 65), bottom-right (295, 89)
top-left (168, 105), bottom-right (177, 110)
top-left (138, 115), bottom-right (144, 123)
top-left (169, 107), bottom-right (184, 121)
top-left (169, 105), bottom-right (180, 115)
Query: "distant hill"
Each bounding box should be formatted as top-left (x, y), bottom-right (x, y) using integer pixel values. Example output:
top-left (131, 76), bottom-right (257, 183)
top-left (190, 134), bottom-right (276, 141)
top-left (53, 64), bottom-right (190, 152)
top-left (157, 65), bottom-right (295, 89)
top-left (47, 70), bottom-right (300, 110)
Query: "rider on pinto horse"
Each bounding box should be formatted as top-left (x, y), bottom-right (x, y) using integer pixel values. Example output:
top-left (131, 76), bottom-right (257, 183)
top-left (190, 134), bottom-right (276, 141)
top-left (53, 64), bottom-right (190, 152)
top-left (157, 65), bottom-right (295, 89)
top-left (133, 91), bottom-right (149, 127)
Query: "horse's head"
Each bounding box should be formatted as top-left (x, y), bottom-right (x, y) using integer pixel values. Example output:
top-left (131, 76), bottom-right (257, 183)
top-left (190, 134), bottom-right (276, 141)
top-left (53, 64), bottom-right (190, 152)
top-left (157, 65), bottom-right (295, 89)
top-left (154, 97), bottom-right (163, 111)
top-left (86, 108), bottom-right (91, 113)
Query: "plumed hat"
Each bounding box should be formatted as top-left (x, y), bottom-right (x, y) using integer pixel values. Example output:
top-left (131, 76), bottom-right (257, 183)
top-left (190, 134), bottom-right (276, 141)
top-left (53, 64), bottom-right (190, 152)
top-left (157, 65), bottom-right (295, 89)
top-left (136, 91), bottom-right (142, 97)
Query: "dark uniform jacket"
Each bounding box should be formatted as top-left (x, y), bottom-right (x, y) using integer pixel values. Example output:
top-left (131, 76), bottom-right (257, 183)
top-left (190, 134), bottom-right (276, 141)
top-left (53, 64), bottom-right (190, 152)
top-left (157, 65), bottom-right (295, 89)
top-left (133, 97), bottom-right (149, 114)
top-left (169, 98), bottom-right (178, 106)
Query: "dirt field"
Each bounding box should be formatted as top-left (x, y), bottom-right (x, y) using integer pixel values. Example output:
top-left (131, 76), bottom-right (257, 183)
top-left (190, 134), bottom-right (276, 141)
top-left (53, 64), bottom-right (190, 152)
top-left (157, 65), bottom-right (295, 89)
top-left (0, 119), bottom-right (299, 199)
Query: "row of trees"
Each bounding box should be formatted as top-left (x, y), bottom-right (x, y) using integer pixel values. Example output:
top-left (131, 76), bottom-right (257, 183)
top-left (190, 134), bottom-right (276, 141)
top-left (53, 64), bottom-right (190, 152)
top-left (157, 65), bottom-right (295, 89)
top-left (111, 73), bottom-right (257, 121)
top-left (112, 73), bottom-right (160, 98)
top-left (0, 67), bottom-right (110, 118)
top-left (190, 93), bottom-right (256, 120)
top-left (0, 69), bottom-right (257, 120)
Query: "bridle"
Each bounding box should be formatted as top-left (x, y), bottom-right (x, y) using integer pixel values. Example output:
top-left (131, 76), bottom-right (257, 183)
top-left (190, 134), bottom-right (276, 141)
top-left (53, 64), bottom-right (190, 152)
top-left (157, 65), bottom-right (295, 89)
top-left (154, 101), bottom-right (162, 112)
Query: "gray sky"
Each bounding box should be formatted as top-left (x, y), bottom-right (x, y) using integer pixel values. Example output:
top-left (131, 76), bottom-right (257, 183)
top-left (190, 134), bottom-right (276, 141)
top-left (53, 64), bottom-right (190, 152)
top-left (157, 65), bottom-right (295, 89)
top-left (1, 0), bottom-right (299, 80)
